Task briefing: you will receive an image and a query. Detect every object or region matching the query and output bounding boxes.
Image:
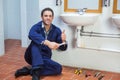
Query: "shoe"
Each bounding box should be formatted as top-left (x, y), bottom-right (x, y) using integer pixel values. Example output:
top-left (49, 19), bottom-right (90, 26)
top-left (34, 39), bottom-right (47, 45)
top-left (32, 69), bottom-right (41, 80)
top-left (15, 67), bottom-right (31, 78)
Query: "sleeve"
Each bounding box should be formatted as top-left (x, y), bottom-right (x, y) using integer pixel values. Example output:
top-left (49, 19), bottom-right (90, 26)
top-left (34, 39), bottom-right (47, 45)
top-left (28, 24), bottom-right (45, 45)
top-left (58, 41), bottom-right (68, 51)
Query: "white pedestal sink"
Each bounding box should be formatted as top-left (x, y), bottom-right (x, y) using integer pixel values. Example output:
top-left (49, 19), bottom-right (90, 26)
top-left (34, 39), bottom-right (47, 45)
top-left (60, 13), bottom-right (100, 26)
top-left (112, 15), bottom-right (120, 28)
top-left (60, 13), bottom-right (100, 47)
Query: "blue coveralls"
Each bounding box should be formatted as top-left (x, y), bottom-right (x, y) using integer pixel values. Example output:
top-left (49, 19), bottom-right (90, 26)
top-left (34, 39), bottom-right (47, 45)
top-left (24, 21), bottom-right (67, 76)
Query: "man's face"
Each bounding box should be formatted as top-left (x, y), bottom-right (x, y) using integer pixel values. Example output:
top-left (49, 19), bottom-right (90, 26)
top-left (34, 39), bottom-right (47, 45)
top-left (42, 11), bottom-right (54, 26)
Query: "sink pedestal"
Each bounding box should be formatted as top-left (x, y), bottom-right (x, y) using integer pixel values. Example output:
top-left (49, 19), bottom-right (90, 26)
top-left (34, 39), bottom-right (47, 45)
top-left (112, 15), bottom-right (120, 28)
top-left (76, 26), bottom-right (82, 47)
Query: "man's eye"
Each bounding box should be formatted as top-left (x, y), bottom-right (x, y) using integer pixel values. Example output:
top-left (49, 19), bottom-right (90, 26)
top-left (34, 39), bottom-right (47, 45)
top-left (44, 15), bottom-right (48, 17)
top-left (49, 15), bottom-right (52, 17)
top-left (44, 15), bottom-right (52, 17)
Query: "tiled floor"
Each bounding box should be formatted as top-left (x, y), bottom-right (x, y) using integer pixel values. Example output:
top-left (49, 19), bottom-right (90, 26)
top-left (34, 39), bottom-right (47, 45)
top-left (0, 39), bottom-right (120, 80)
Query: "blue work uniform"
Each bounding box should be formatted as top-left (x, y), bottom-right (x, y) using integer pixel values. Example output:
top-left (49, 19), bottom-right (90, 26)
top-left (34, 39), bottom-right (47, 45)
top-left (24, 21), bottom-right (67, 76)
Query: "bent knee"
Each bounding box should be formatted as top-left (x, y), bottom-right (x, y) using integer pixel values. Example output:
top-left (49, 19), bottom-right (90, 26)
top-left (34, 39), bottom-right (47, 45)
top-left (56, 65), bottom-right (62, 74)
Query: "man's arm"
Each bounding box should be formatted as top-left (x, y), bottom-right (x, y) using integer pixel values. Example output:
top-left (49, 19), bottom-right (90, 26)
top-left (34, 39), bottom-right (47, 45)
top-left (58, 29), bottom-right (68, 51)
top-left (43, 40), bottom-right (59, 50)
top-left (28, 24), bottom-right (45, 45)
top-left (43, 28), bottom-right (68, 51)
top-left (44, 39), bottom-right (67, 51)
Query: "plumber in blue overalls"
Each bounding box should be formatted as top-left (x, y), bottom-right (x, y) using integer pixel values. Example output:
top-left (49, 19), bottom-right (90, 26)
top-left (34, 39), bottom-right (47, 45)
top-left (15, 7), bottom-right (68, 80)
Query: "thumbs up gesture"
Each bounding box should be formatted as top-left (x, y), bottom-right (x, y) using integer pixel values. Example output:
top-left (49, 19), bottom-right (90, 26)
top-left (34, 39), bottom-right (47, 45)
top-left (61, 30), bottom-right (66, 42)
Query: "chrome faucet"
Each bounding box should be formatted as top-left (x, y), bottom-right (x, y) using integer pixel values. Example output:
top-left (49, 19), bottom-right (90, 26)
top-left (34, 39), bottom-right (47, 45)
top-left (56, 0), bottom-right (62, 6)
top-left (77, 8), bottom-right (87, 15)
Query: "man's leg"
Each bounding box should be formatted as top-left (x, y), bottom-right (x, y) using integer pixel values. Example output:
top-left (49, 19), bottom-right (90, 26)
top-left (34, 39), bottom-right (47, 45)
top-left (15, 66), bottom-right (31, 78)
top-left (15, 43), bottom-right (32, 78)
top-left (15, 43), bottom-right (43, 80)
top-left (30, 43), bottom-right (44, 80)
top-left (39, 59), bottom-right (62, 76)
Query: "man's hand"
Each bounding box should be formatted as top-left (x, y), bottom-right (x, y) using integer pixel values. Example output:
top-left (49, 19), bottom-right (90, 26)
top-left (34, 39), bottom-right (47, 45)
top-left (61, 30), bottom-right (66, 42)
top-left (44, 40), bottom-right (59, 50)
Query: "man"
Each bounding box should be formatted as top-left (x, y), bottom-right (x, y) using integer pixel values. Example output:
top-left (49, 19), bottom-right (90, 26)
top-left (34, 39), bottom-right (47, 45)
top-left (15, 7), bottom-right (67, 80)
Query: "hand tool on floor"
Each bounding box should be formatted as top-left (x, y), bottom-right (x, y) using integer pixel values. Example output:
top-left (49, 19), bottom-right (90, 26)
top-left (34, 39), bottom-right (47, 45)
top-left (94, 72), bottom-right (101, 77)
top-left (74, 68), bottom-right (82, 75)
top-left (98, 74), bottom-right (104, 80)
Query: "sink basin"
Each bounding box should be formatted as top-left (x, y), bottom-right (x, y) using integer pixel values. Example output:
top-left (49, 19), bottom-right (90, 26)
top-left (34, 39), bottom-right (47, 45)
top-left (112, 15), bottom-right (120, 28)
top-left (60, 13), bottom-right (100, 26)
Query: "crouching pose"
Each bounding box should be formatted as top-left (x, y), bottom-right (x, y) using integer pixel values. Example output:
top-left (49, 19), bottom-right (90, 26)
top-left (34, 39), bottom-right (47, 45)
top-left (15, 7), bottom-right (67, 80)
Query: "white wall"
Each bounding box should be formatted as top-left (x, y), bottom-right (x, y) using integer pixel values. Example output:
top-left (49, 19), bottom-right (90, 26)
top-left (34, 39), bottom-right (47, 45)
top-left (0, 0), bottom-right (5, 56)
top-left (20, 0), bottom-right (28, 47)
top-left (20, 0), bottom-right (39, 47)
top-left (3, 0), bottom-right (21, 39)
top-left (53, 48), bottom-right (120, 73)
top-left (27, 0), bottom-right (40, 46)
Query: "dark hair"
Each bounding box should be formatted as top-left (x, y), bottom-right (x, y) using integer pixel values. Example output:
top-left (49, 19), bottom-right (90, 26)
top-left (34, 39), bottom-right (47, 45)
top-left (41, 7), bottom-right (54, 17)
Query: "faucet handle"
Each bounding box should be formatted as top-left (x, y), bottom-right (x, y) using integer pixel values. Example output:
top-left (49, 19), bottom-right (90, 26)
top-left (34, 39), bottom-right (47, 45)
top-left (76, 8), bottom-right (87, 15)
top-left (83, 8), bottom-right (87, 9)
top-left (76, 8), bottom-right (87, 12)
top-left (83, 8), bottom-right (87, 12)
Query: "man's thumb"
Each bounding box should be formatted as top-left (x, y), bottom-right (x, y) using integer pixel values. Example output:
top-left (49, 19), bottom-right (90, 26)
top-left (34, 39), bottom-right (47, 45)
top-left (62, 29), bottom-right (65, 33)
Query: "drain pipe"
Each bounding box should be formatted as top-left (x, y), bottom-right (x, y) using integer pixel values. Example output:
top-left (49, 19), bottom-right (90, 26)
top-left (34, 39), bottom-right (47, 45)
top-left (80, 26), bottom-right (84, 36)
top-left (80, 26), bottom-right (120, 38)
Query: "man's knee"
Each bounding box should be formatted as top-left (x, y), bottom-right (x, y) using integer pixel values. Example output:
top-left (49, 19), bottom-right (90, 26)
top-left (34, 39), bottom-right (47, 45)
top-left (56, 64), bottom-right (62, 74)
